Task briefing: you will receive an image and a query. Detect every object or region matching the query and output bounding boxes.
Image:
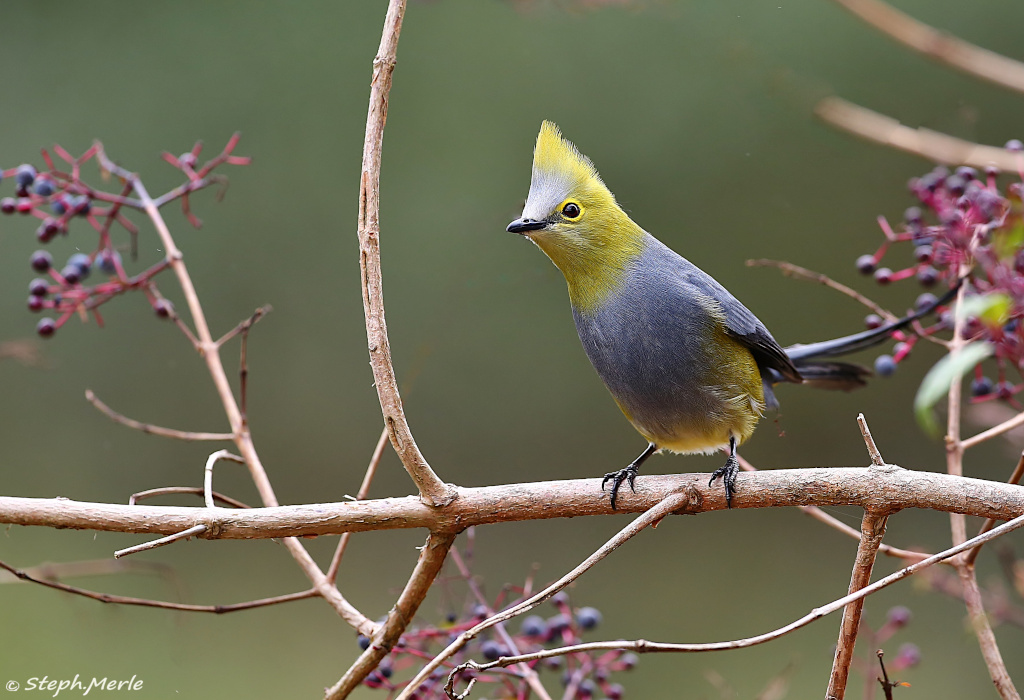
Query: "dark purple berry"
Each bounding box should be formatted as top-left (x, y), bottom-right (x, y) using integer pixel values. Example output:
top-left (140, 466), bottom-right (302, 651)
top-left (60, 265), bottom-right (81, 285)
top-left (98, 250), bottom-right (121, 275)
top-left (480, 639), bottom-right (504, 661)
top-left (915, 245), bottom-right (933, 263)
top-left (904, 206), bottom-right (923, 224)
top-left (50, 196), bottom-right (67, 215)
top-left (547, 613), bottom-right (572, 635)
top-left (955, 166), bottom-right (977, 181)
top-left (606, 683), bottom-right (625, 700)
top-left (30, 250), bottom-right (52, 272)
top-left (874, 354), bottom-right (896, 377)
top-left (27, 296), bottom-right (44, 312)
top-left (894, 642), bottom-right (922, 668)
top-left (874, 267), bottom-right (893, 284)
top-left (551, 592), bottom-right (569, 606)
top-left (887, 605), bottom-right (912, 627)
top-left (154, 299), bottom-right (173, 318)
top-left (36, 317), bottom-right (56, 337)
top-left (985, 165), bottom-right (1001, 178)
top-left (620, 652), bottom-right (639, 670)
top-left (70, 195), bottom-right (91, 216)
top-left (575, 607), bottom-right (602, 630)
top-left (919, 172), bottom-right (943, 193)
top-left (67, 253), bottom-right (92, 278)
top-left (1005, 139), bottom-right (1024, 153)
top-left (916, 266), bottom-right (939, 287)
top-left (864, 314), bottom-right (883, 330)
top-left (856, 254), bottom-right (876, 274)
top-left (33, 177), bottom-right (55, 197)
top-left (29, 278), bottom-right (49, 297)
top-left (543, 656), bottom-right (562, 670)
top-left (444, 611), bottom-right (457, 624)
top-left (357, 634), bottom-right (370, 650)
top-left (945, 175), bottom-right (966, 196)
top-left (471, 604), bottom-right (488, 620)
top-left (576, 679), bottom-right (596, 698)
top-left (997, 381), bottom-right (1014, 400)
top-left (915, 293), bottom-right (938, 312)
top-left (15, 164), bottom-right (37, 189)
top-left (0, 197), bottom-right (15, 214)
top-left (971, 376), bottom-right (994, 397)
top-left (520, 615), bottom-right (548, 638)
top-left (378, 660), bottom-right (393, 679)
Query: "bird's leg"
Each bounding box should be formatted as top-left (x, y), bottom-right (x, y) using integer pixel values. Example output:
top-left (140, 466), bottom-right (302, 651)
top-left (602, 442), bottom-right (657, 510)
top-left (709, 436), bottom-right (739, 508)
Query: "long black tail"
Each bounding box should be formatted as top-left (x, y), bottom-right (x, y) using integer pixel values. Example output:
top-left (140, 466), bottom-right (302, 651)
top-left (768, 280), bottom-right (962, 391)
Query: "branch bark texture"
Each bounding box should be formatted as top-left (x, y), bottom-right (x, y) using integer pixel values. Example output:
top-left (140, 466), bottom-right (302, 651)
top-left (4, 466), bottom-right (1022, 540)
top-left (356, 0), bottom-right (455, 507)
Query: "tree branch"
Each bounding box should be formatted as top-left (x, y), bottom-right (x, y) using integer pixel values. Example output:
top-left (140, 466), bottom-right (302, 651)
top-left (826, 509), bottom-right (889, 700)
top-left (327, 531), bottom-right (457, 699)
top-left (816, 97), bottom-right (1023, 170)
top-left (356, 0), bottom-right (455, 507)
top-left (2, 467), bottom-right (1023, 540)
top-left (831, 0), bottom-right (1024, 95)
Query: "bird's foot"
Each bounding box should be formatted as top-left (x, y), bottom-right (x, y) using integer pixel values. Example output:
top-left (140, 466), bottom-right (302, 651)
top-left (709, 455), bottom-right (739, 508)
top-left (601, 464), bottom-right (639, 510)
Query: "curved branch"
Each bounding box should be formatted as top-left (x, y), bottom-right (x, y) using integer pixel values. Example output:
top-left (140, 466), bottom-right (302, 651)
top-left (2, 466), bottom-right (1022, 540)
top-left (816, 98), bottom-right (1023, 170)
top-left (357, 0), bottom-right (454, 507)
top-left (831, 0), bottom-right (1024, 95)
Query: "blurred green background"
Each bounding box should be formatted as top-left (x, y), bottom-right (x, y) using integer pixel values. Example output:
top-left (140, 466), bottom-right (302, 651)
top-left (2, 1), bottom-right (1023, 697)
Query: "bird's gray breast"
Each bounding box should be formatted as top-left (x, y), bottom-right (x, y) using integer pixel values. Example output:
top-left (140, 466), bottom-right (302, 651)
top-left (571, 245), bottom-right (727, 440)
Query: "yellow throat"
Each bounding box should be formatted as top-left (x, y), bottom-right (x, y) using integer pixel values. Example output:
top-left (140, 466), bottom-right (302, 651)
top-left (509, 122), bottom-right (647, 312)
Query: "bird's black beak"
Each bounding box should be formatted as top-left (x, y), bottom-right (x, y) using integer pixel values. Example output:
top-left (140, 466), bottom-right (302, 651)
top-left (506, 218), bottom-right (548, 234)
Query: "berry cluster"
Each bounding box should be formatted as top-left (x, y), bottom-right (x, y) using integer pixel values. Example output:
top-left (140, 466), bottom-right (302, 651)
top-left (854, 140), bottom-right (1024, 408)
top-left (850, 606), bottom-right (921, 685)
top-left (359, 592), bottom-right (633, 699)
top-left (1, 136), bottom-right (248, 337)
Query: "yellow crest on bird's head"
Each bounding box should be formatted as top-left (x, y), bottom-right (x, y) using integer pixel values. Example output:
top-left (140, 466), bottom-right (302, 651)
top-left (532, 121), bottom-right (605, 190)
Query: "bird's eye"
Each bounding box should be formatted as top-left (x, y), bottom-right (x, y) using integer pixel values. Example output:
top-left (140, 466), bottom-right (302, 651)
top-left (561, 202), bottom-right (581, 219)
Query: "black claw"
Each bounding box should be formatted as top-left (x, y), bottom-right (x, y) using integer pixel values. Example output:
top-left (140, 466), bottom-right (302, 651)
top-left (602, 465), bottom-right (638, 510)
top-left (709, 455), bottom-right (739, 508)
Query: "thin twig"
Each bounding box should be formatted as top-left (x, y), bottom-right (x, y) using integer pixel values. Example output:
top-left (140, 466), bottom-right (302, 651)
top-left (965, 452), bottom-right (1024, 566)
top-left (93, 144), bottom-right (374, 636)
top-left (817, 98), bottom-right (1022, 171)
top-left (215, 304), bottom-right (272, 347)
top-left (114, 524), bottom-right (207, 559)
top-left (962, 410), bottom-right (1024, 450)
top-left (129, 486), bottom-right (251, 509)
top-left (826, 510), bottom-right (889, 700)
top-left (831, 0), bottom-right (1024, 95)
top-left (0, 560), bottom-right (315, 612)
top-left (356, 0), bottom-right (455, 507)
top-left (945, 271), bottom-right (1019, 699)
top-left (858, 414), bottom-right (885, 467)
top-left (438, 512), bottom-right (1024, 677)
top-left (326, 427), bottom-right (390, 584)
top-left (204, 450), bottom-right (246, 508)
top-left (394, 489), bottom-right (699, 700)
top-left (86, 389), bottom-right (235, 442)
top-left (747, 259), bottom-right (895, 320)
top-left (327, 531), bottom-right (458, 699)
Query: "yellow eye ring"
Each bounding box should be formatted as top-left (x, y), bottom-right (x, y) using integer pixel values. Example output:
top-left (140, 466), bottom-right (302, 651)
top-left (560, 201), bottom-right (582, 220)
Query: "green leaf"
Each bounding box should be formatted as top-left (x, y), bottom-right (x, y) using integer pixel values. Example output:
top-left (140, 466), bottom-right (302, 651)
top-left (994, 219), bottom-right (1024, 261)
top-left (915, 341), bottom-right (994, 435)
top-left (955, 292), bottom-right (1012, 327)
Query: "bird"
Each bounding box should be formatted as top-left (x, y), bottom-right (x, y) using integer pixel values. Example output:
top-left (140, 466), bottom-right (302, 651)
top-left (506, 121), bottom-right (952, 509)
